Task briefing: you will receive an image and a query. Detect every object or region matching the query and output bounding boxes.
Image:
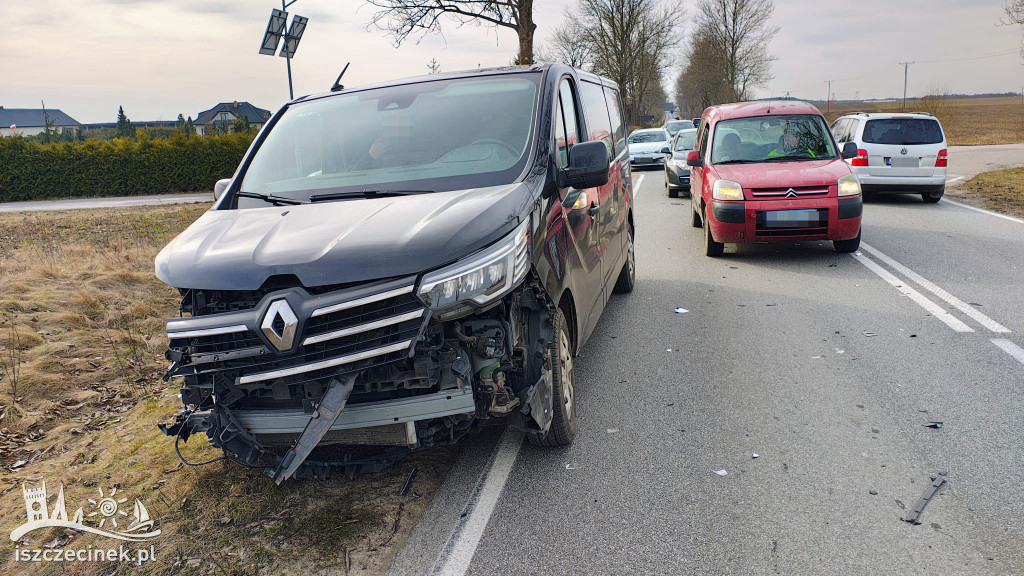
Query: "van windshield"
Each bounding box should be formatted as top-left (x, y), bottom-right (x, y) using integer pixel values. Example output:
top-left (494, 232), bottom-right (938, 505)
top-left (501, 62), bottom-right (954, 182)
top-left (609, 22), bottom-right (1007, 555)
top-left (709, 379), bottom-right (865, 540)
top-left (238, 74), bottom-right (540, 204)
top-left (711, 114), bottom-right (837, 164)
top-left (863, 118), bottom-right (943, 145)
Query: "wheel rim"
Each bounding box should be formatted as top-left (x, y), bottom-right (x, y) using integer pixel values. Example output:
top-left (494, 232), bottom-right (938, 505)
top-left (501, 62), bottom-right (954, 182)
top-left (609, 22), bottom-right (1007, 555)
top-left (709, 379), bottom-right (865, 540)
top-left (559, 328), bottom-right (574, 420)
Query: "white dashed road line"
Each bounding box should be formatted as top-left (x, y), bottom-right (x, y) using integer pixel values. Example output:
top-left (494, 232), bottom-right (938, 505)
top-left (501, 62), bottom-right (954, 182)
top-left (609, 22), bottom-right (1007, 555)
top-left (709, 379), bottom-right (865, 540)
top-left (431, 427), bottom-right (523, 576)
top-left (853, 252), bottom-right (974, 333)
top-left (990, 339), bottom-right (1024, 366)
top-left (632, 174), bottom-right (646, 198)
top-left (860, 243), bottom-right (1011, 333)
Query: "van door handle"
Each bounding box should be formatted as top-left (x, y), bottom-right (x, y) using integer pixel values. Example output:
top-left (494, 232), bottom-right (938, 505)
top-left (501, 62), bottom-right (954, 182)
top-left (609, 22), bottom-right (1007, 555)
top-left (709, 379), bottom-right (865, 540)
top-left (587, 202), bottom-right (600, 218)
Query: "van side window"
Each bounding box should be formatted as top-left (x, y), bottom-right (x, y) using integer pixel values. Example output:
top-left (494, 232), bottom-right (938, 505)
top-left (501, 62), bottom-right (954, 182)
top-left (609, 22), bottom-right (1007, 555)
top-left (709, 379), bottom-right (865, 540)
top-left (603, 87), bottom-right (626, 158)
top-left (847, 120), bottom-right (860, 141)
top-left (579, 81), bottom-right (614, 161)
top-left (697, 122), bottom-right (710, 159)
top-left (556, 79), bottom-right (580, 168)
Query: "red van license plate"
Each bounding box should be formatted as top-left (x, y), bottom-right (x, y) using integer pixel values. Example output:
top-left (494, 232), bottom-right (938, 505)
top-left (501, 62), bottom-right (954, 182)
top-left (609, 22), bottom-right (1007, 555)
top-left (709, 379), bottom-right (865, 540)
top-left (763, 209), bottom-right (821, 228)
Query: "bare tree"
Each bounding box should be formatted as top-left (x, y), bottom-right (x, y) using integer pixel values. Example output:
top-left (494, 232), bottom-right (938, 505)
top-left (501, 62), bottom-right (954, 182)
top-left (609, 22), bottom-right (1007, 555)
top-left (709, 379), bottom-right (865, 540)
top-left (569, 0), bottom-right (683, 125)
top-left (1002, 0), bottom-right (1024, 59)
top-left (427, 57), bottom-right (441, 73)
top-left (368, 0), bottom-right (539, 65)
top-left (674, 25), bottom-right (733, 117)
top-left (541, 17), bottom-right (595, 70)
top-left (695, 0), bottom-right (778, 101)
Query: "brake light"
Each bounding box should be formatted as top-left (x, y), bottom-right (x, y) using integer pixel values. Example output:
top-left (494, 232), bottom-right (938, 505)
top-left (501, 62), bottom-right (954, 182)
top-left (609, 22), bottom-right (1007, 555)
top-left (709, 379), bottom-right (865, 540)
top-left (851, 149), bottom-right (869, 167)
top-left (936, 149), bottom-right (947, 168)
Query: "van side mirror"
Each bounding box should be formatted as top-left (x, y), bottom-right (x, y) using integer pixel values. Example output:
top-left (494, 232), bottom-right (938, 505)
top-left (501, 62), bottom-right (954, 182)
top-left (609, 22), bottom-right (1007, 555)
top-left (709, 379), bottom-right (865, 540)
top-left (214, 178), bottom-right (232, 201)
top-left (558, 141), bottom-right (610, 190)
top-left (685, 150), bottom-right (703, 168)
top-left (841, 142), bottom-right (858, 160)
top-left (692, 118), bottom-right (701, 128)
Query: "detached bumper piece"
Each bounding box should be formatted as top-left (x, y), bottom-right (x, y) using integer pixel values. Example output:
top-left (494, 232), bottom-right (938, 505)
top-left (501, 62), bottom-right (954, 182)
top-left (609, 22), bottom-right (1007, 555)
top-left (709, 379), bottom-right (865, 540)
top-left (269, 375), bottom-right (355, 484)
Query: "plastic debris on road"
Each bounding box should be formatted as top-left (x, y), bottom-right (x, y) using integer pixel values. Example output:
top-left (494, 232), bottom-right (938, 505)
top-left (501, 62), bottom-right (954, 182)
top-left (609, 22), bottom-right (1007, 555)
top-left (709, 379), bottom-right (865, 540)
top-left (834, 348), bottom-right (845, 355)
top-left (713, 469), bottom-right (728, 476)
top-left (923, 421), bottom-right (943, 429)
top-left (674, 307), bottom-right (689, 314)
top-left (863, 332), bottom-right (877, 337)
top-left (565, 463), bottom-right (578, 470)
top-left (752, 453), bottom-right (760, 459)
top-left (607, 428), bottom-right (619, 434)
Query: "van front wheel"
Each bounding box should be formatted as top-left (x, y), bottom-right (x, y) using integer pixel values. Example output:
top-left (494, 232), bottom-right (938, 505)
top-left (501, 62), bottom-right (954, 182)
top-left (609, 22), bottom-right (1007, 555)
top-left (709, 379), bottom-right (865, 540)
top-left (527, 308), bottom-right (576, 447)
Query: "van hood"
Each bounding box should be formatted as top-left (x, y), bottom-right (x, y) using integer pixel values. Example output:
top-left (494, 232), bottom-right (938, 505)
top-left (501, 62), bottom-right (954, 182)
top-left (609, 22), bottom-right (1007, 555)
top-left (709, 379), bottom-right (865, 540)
top-left (155, 183), bottom-right (534, 290)
top-left (713, 159), bottom-right (851, 191)
top-left (629, 142), bottom-right (668, 155)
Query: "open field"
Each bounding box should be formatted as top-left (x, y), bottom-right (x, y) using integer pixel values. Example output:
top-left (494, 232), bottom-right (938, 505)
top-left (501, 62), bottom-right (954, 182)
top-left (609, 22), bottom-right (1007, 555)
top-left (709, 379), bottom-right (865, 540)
top-left (822, 96), bottom-right (1024, 146)
top-left (0, 205), bottom-right (449, 575)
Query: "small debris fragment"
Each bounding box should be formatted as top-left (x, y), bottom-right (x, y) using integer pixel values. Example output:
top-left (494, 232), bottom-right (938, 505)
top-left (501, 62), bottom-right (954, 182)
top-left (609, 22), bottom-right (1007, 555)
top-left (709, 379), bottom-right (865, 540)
top-left (923, 422), bottom-right (943, 429)
top-left (904, 476), bottom-right (946, 524)
top-left (713, 469), bottom-right (728, 476)
top-left (811, 356), bottom-right (822, 359)
top-left (751, 453), bottom-right (759, 459)
top-left (869, 489), bottom-right (878, 495)
top-left (606, 428), bottom-right (619, 434)
top-left (863, 332), bottom-right (877, 337)
top-left (834, 348), bottom-right (845, 355)
top-left (398, 467), bottom-right (418, 496)
top-left (412, 492), bottom-right (422, 498)
top-left (10, 460), bottom-right (27, 470)
top-left (565, 463), bottom-right (578, 470)
top-left (674, 307), bottom-right (689, 314)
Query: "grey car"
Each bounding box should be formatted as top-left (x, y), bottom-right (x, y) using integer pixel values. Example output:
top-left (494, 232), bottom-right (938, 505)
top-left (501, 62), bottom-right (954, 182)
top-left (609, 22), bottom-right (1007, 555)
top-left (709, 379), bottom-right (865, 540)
top-left (662, 128), bottom-right (697, 198)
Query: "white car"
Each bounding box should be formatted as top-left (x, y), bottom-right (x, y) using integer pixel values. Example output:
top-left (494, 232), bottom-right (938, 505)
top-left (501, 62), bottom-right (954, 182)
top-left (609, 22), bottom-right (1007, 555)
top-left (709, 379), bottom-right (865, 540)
top-left (830, 112), bottom-right (947, 203)
top-left (628, 128), bottom-right (671, 168)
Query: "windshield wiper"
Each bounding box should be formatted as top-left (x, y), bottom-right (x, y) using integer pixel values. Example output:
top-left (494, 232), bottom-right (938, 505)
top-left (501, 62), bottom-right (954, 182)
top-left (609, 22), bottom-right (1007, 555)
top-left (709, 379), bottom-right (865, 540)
top-left (309, 190), bottom-right (434, 202)
top-left (235, 191), bottom-right (308, 205)
top-left (714, 159), bottom-right (758, 165)
top-left (762, 155), bottom-right (814, 162)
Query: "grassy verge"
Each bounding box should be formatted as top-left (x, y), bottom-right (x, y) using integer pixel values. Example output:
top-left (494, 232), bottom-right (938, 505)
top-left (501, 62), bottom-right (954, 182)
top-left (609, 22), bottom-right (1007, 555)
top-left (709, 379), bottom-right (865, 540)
top-left (0, 205), bottom-right (452, 575)
top-left (948, 167), bottom-right (1024, 219)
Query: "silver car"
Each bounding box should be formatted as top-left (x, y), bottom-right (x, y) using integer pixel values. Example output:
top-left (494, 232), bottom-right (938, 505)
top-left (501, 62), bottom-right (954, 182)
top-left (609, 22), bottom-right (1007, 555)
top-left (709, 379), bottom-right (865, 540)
top-left (628, 128), bottom-right (671, 168)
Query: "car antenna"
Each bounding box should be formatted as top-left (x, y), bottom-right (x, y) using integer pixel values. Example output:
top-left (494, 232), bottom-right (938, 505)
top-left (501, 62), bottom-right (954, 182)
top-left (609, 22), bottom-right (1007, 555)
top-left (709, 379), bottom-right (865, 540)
top-left (330, 62), bottom-right (350, 92)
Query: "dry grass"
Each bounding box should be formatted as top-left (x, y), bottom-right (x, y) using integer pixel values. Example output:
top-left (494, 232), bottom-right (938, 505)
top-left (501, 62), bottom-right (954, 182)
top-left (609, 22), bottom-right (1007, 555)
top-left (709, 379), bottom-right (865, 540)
top-left (822, 96), bottom-right (1024, 146)
top-left (950, 167), bottom-right (1024, 219)
top-left (0, 205), bottom-right (452, 575)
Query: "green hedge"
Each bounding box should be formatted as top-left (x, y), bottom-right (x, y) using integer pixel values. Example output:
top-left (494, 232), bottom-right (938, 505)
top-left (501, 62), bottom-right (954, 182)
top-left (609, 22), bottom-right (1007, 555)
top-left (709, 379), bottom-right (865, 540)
top-left (0, 132), bottom-right (255, 201)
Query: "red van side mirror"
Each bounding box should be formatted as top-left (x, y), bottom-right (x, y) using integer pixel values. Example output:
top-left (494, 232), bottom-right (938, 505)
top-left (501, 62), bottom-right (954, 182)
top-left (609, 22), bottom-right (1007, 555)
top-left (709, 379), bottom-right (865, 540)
top-left (686, 150), bottom-right (703, 168)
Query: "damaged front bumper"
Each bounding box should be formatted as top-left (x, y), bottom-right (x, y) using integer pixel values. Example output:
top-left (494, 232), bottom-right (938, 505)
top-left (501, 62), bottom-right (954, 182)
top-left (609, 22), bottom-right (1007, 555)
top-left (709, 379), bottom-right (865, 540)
top-left (160, 271), bottom-right (555, 481)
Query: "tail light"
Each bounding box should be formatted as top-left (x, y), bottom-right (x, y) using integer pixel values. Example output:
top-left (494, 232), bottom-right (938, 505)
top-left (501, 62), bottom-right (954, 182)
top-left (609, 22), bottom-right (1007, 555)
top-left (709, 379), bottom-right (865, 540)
top-left (935, 149), bottom-right (948, 168)
top-left (851, 149), bottom-right (869, 167)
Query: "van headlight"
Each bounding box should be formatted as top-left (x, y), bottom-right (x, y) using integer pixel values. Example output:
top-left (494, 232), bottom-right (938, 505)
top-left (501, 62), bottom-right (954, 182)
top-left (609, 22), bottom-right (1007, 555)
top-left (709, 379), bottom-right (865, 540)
top-left (418, 219), bottom-right (531, 317)
top-left (838, 173), bottom-right (861, 197)
top-left (712, 179), bottom-right (744, 201)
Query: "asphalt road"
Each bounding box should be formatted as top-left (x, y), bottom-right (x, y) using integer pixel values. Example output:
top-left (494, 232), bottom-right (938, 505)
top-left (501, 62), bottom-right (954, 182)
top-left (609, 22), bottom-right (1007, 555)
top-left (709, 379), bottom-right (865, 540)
top-left (392, 169), bottom-right (1024, 575)
top-left (0, 192), bottom-right (211, 212)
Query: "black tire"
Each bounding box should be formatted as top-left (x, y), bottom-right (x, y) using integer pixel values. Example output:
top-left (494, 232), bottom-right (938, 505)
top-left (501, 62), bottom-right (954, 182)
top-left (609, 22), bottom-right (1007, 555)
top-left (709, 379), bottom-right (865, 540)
top-left (526, 307), bottom-right (576, 447)
top-left (613, 221), bottom-right (635, 293)
top-left (833, 228), bottom-right (862, 253)
top-left (922, 186), bottom-right (944, 203)
top-left (668, 186), bottom-right (679, 198)
top-left (691, 199), bottom-right (703, 228)
top-left (702, 207), bottom-right (724, 257)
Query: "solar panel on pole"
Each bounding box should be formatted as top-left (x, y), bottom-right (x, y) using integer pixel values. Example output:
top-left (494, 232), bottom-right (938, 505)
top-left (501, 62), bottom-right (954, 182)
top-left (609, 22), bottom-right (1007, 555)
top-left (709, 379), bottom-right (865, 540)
top-left (279, 15), bottom-right (307, 58)
top-left (259, 9), bottom-right (288, 56)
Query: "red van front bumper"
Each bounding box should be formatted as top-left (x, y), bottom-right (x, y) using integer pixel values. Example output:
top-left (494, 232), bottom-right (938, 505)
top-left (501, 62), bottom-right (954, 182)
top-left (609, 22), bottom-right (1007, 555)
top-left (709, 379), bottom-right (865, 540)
top-left (707, 196), bottom-right (862, 243)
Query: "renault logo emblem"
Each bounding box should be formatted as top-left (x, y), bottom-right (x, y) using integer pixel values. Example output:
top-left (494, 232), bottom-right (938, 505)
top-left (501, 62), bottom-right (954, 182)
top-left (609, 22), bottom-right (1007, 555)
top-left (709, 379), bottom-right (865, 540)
top-left (261, 300), bottom-right (298, 351)
top-left (785, 188), bottom-right (798, 198)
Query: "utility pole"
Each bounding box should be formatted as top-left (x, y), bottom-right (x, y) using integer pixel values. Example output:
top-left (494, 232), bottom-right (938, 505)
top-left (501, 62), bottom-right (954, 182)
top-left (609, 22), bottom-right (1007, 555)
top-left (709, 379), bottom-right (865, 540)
top-left (898, 61), bottom-right (914, 110)
top-left (824, 80), bottom-right (834, 113)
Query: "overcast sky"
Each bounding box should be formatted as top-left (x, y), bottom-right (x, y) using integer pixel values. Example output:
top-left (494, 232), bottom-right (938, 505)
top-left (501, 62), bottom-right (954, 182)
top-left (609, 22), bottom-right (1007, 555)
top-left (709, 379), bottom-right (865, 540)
top-left (2, 0), bottom-right (1022, 123)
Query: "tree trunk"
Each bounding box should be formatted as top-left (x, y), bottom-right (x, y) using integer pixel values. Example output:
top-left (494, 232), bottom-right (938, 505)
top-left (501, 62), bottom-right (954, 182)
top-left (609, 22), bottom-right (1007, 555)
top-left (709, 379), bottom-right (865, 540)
top-left (517, 0), bottom-right (536, 64)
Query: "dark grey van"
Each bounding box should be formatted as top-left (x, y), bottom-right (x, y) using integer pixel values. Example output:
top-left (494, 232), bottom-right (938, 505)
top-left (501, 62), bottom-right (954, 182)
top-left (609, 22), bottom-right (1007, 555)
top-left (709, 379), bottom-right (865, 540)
top-left (156, 64), bottom-right (636, 481)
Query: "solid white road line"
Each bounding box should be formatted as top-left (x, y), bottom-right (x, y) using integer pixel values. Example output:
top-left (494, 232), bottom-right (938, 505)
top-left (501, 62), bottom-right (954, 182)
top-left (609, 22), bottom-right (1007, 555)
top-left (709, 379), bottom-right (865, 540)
top-left (941, 198), bottom-right (1024, 224)
top-left (853, 253), bottom-right (974, 333)
top-left (990, 339), bottom-right (1024, 366)
top-left (632, 174), bottom-right (646, 198)
top-left (860, 243), bottom-right (1011, 334)
top-left (432, 427), bottom-right (523, 576)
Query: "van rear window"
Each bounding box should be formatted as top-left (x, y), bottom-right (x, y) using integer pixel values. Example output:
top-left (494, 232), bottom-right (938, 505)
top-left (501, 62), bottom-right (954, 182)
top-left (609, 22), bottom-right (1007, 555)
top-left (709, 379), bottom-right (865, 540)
top-left (863, 119), bottom-right (943, 145)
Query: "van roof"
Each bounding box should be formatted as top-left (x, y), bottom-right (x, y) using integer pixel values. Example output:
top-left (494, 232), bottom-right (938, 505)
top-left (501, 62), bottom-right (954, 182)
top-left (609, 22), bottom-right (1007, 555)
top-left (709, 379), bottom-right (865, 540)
top-left (704, 101), bottom-right (824, 123)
